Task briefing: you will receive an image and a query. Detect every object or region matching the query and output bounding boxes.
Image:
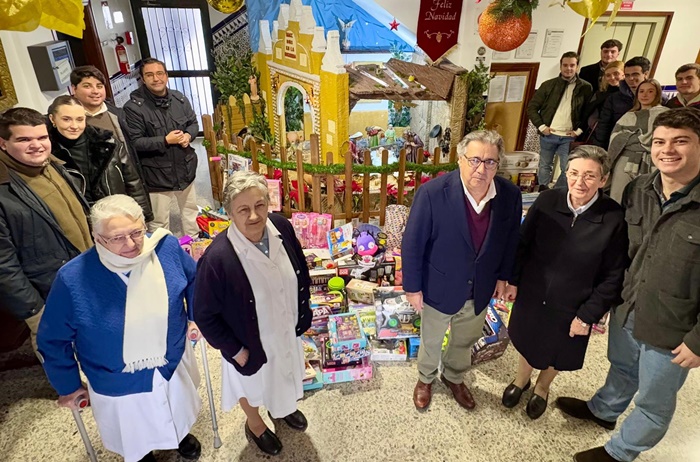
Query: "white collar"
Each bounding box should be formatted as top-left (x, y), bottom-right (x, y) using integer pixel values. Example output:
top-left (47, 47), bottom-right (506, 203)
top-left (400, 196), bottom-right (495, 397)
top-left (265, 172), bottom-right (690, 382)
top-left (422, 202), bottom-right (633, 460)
top-left (461, 178), bottom-right (497, 214)
top-left (86, 103), bottom-right (108, 117)
top-left (567, 190), bottom-right (599, 216)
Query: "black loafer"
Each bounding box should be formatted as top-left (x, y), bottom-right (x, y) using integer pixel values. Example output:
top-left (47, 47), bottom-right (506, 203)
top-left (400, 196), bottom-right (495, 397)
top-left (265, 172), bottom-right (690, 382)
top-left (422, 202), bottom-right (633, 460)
top-left (245, 422), bottom-right (282, 456)
top-left (177, 433), bottom-right (201, 460)
top-left (526, 392), bottom-right (549, 420)
top-left (269, 410), bottom-right (308, 431)
top-left (502, 379), bottom-right (531, 408)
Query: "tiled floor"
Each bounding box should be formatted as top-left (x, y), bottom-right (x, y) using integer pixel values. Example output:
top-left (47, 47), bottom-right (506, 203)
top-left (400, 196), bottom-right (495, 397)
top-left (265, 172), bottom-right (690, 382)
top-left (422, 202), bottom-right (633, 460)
top-left (1, 330), bottom-right (698, 462)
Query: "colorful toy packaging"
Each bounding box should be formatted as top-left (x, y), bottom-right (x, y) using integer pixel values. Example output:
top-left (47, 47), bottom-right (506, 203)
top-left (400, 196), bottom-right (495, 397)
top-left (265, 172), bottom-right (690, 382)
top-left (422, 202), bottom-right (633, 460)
top-left (348, 303), bottom-right (377, 338)
top-left (370, 339), bottom-right (407, 361)
top-left (327, 222), bottom-right (354, 260)
top-left (292, 213), bottom-right (333, 249)
top-left (267, 179), bottom-right (282, 212)
top-left (470, 301), bottom-right (511, 366)
top-left (407, 337), bottom-right (421, 359)
top-left (322, 356), bottom-right (373, 384)
top-left (374, 287), bottom-right (421, 339)
top-left (346, 279), bottom-right (378, 304)
top-left (328, 312), bottom-right (368, 353)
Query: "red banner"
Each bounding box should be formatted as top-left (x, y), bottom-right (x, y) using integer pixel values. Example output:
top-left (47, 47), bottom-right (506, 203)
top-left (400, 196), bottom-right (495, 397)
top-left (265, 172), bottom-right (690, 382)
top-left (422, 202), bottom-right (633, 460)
top-left (417, 0), bottom-right (463, 63)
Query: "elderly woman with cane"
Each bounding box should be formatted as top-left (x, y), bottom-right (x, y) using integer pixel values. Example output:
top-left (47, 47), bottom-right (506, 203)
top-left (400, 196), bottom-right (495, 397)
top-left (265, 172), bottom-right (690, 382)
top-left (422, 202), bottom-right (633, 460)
top-left (195, 171), bottom-right (312, 456)
top-left (37, 194), bottom-right (202, 462)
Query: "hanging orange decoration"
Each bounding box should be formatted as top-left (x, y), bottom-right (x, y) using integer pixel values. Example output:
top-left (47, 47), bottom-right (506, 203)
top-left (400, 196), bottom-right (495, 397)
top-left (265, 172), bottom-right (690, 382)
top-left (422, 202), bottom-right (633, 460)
top-left (478, 0), bottom-right (539, 52)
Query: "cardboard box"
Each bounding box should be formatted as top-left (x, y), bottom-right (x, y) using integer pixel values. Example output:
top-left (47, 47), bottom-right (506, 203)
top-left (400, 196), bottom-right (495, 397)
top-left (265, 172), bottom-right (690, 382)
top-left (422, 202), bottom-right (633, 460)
top-left (470, 303), bottom-right (510, 366)
top-left (374, 287), bottom-right (420, 339)
top-left (348, 304), bottom-right (376, 338)
top-left (346, 279), bottom-right (378, 304)
top-left (407, 337), bottom-right (420, 359)
top-left (322, 356), bottom-right (373, 384)
top-left (371, 339), bottom-right (407, 361)
top-left (328, 312), bottom-right (368, 352)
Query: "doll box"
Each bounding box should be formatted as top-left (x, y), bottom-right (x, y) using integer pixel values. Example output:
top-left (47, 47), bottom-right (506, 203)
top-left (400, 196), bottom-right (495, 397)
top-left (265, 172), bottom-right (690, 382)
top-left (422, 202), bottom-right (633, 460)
top-left (327, 312), bottom-right (368, 352)
top-left (322, 357), bottom-right (373, 384)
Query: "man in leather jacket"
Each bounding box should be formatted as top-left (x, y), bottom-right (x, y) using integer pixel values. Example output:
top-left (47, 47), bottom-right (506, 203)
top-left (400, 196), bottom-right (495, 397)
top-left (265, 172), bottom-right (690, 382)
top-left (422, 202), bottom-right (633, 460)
top-left (121, 58), bottom-right (200, 237)
top-left (0, 108), bottom-right (92, 352)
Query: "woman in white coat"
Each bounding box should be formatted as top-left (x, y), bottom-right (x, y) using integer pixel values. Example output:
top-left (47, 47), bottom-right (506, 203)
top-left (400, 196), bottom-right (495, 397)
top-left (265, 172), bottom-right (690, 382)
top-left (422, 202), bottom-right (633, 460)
top-left (194, 171), bottom-right (312, 456)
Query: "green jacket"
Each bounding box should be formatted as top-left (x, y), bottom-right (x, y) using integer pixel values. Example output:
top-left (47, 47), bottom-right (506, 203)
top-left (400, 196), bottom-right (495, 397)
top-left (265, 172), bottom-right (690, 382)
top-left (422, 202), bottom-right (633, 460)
top-left (527, 75), bottom-right (593, 132)
top-left (615, 172), bottom-right (700, 355)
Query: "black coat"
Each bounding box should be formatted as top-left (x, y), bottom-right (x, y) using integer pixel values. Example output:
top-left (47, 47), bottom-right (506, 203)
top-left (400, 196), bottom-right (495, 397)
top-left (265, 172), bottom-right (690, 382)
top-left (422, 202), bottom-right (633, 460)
top-left (591, 81), bottom-right (635, 148)
top-left (50, 125), bottom-right (153, 221)
top-left (579, 61), bottom-right (603, 93)
top-left (0, 159), bottom-right (88, 320)
top-left (193, 213), bottom-right (312, 376)
top-left (120, 86), bottom-right (199, 192)
top-left (507, 189), bottom-right (628, 371)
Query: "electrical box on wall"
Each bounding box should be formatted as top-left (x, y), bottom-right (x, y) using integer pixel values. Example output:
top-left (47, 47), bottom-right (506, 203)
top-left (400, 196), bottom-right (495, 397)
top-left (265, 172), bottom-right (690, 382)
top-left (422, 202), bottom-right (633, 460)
top-left (27, 41), bottom-right (75, 92)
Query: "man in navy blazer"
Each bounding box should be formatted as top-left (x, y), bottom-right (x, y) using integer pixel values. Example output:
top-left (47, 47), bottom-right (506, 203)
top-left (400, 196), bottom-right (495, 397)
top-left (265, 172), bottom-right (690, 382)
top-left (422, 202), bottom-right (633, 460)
top-left (402, 130), bottom-right (522, 410)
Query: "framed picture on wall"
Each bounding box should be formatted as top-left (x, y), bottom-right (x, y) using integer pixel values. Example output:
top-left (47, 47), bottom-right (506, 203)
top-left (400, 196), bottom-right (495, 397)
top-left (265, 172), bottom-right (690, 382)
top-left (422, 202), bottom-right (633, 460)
top-left (0, 39), bottom-right (18, 112)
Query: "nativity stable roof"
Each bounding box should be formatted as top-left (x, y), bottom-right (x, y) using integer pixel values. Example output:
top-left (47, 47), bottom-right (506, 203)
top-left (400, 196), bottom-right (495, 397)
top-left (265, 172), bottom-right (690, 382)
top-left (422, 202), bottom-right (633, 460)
top-left (347, 58), bottom-right (467, 108)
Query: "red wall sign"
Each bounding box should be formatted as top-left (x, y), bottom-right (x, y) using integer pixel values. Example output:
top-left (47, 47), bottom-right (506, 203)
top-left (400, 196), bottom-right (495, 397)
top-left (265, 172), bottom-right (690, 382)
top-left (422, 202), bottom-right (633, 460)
top-left (417, 0), bottom-right (464, 63)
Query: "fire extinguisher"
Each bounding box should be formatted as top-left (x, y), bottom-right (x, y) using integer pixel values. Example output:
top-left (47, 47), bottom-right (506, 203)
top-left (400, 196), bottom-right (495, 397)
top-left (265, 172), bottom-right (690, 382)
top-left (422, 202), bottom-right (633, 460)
top-left (115, 36), bottom-right (130, 75)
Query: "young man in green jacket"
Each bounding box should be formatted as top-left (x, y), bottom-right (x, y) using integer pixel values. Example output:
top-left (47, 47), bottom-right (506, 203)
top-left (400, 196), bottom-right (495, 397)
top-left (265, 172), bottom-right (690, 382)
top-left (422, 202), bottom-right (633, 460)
top-left (527, 51), bottom-right (593, 189)
top-left (558, 107), bottom-right (700, 462)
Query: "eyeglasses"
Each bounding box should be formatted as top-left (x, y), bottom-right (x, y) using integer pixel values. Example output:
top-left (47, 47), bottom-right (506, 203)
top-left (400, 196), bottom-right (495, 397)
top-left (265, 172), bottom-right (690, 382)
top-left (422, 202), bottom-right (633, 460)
top-left (464, 157), bottom-right (500, 170)
top-left (144, 71), bottom-right (167, 79)
top-left (566, 171), bottom-right (600, 183)
top-left (99, 228), bottom-right (147, 246)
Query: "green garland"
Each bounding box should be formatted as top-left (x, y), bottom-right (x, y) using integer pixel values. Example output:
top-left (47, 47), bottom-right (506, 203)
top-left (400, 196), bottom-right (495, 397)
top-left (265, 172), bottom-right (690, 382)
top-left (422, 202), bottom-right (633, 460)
top-left (490, 0), bottom-right (539, 21)
top-left (213, 146), bottom-right (458, 175)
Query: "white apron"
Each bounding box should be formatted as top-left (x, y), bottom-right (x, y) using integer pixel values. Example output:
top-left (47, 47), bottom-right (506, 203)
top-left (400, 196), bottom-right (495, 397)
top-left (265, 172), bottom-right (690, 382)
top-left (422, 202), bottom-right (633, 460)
top-left (221, 221), bottom-right (305, 418)
top-left (88, 343), bottom-right (202, 462)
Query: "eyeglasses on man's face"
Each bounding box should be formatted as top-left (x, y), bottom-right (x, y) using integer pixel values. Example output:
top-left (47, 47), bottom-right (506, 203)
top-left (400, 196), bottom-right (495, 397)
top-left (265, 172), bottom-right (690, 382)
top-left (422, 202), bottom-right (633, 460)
top-left (464, 157), bottom-right (500, 170)
top-left (100, 228), bottom-right (147, 246)
top-left (566, 171), bottom-right (600, 183)
top-left (144, 71), bottom-right (167, 79)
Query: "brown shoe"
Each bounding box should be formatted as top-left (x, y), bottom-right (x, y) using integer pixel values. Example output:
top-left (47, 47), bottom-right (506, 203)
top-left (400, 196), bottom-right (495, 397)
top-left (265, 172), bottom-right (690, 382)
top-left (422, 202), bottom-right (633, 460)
top-left (440, 375), bottom-right (476, 409)
top-left (413, 380), bottom-right (432, 410)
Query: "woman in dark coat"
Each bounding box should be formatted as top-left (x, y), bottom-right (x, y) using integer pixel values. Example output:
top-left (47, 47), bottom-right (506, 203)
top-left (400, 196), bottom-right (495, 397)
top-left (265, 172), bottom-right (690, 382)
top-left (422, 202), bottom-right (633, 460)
top-left (501, 146), bottom-right (628, 420)
top-left (194, 171), bottom-right (312, 456)
top-left (580, 61), bottom-right (624, 142)
top-left (48, 95), bottom-right (152, 217)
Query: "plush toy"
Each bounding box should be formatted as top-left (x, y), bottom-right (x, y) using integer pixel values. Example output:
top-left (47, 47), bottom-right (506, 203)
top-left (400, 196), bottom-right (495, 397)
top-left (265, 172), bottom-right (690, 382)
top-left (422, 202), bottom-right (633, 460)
top-left (356, 231), bottom-right (378, 256)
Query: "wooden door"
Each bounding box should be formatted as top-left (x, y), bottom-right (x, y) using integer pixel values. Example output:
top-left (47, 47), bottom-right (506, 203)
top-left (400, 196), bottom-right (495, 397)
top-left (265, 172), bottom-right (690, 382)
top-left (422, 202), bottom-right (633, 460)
top-left (485, 63), bottom-right (539, 152)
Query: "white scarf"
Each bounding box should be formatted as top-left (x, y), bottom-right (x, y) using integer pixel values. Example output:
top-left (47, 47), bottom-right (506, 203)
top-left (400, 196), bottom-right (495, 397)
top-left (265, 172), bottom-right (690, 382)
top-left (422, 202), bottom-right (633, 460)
top-left (95, 228), bottom-right (171, 373)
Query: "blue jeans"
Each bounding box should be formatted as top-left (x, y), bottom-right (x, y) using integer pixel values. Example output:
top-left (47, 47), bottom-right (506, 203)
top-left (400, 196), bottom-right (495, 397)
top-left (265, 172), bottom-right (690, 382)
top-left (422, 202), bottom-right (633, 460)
top-left (538, 134), bottom-right (573, 188)
top-left (587, 311), bottom-right (690, 461)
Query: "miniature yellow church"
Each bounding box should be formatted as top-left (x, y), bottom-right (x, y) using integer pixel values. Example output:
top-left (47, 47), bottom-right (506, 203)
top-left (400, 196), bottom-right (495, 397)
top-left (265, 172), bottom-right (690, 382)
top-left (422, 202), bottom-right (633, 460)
top-left (255, 0), bottom-right (350, 161)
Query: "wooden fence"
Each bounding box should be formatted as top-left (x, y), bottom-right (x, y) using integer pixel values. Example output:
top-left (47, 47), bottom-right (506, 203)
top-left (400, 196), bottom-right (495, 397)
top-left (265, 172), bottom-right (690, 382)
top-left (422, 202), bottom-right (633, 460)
top-left (202, 114), bottom-right (458, 226)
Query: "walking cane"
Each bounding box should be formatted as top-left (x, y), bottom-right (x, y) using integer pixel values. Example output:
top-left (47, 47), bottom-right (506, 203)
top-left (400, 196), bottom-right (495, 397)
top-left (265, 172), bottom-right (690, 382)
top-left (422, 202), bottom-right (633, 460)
top-left (72, 396), bottom-right (98, 462)
top-left (190, 331), bottom-right (223, 449)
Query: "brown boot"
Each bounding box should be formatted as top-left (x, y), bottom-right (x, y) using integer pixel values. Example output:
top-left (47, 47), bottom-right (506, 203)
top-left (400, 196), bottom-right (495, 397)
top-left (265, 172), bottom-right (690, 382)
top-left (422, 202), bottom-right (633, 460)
top-left (440, 375), bottom-right (476, 409)
top-left (413, 380), bottom-right (432, 410)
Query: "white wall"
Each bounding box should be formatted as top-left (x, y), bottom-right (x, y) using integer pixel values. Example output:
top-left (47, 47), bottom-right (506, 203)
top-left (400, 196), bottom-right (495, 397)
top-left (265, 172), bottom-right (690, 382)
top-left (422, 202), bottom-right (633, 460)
top-left (91, 0), bottom-right (141, 77)
top-left (374, 0), bottom-right (699, 87)
top-left (0, 28), bottom-right (68, 112)
top-left (208, 5), bottom-right (231, 28)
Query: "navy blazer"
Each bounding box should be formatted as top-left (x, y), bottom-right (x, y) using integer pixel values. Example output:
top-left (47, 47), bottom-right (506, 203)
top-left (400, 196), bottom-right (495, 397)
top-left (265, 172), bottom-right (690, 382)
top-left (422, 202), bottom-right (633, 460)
top-left (402, 170), bottom-right (522, 315)
top-left (193, 213), bottom-right (312, 376)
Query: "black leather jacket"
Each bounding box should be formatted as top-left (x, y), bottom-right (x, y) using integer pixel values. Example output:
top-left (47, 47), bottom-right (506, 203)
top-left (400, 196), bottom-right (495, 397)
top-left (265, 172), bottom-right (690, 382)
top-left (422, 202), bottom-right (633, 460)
top-left (50, 125), bottom-right (153, 221)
